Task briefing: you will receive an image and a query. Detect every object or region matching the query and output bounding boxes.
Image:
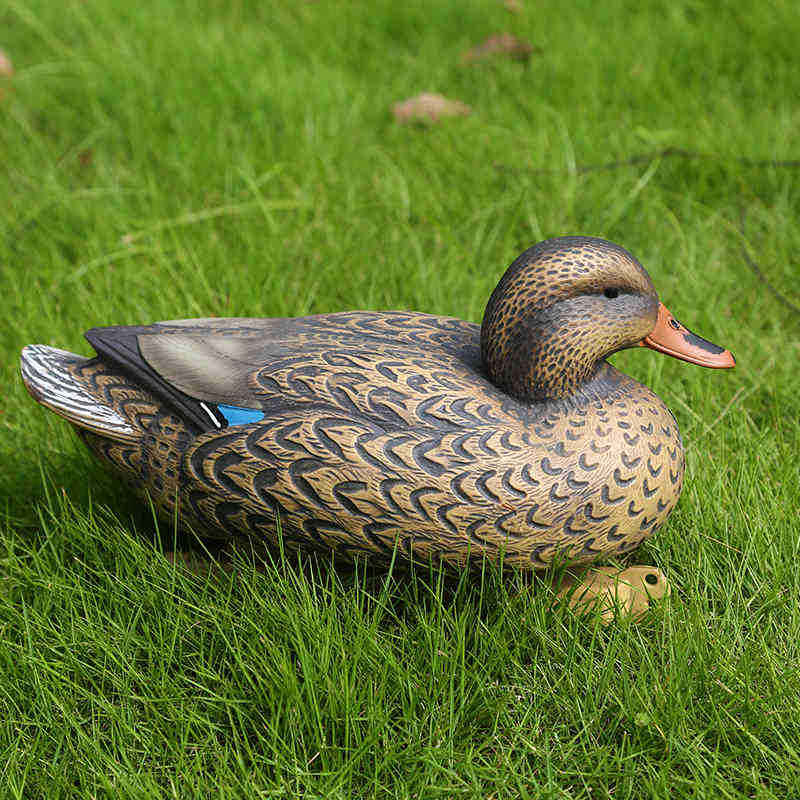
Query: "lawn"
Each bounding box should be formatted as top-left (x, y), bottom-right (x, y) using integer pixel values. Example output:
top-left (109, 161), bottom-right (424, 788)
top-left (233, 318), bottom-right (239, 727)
top-left (2, 0), bottom-right (799, 796)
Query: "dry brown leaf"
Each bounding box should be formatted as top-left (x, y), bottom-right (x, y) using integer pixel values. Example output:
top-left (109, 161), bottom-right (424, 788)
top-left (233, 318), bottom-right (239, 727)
top-left (392, 93), bottom-right (471, 124)
top-left (0, 49), bottom-right (13, 78)
top-left (461, 33), bottom-right (537, 65)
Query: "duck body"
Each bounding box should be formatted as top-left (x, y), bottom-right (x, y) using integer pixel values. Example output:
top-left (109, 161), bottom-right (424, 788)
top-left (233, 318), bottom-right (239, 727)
top-left (21, 237), bottom-right (733, 570)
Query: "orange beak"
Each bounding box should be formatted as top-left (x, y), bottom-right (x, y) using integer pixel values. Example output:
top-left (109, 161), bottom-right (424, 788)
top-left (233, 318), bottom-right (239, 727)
top-left (638, 303), bottom-right (735, 368)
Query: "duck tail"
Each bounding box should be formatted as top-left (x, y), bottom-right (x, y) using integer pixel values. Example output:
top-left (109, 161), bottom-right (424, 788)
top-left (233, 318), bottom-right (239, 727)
top-left (20, 344), bottom-right (139, 444)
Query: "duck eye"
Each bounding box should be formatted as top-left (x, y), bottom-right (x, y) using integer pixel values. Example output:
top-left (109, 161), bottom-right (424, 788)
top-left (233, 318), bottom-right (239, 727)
top-left (603, 288), bottom-right (620, 299)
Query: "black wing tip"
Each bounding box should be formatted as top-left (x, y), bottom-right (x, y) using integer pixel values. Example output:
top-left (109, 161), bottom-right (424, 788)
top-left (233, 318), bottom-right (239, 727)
top-left (83, 324), bottom-right (217, 435)
top-left (85, 324), bottom-right (159, 349)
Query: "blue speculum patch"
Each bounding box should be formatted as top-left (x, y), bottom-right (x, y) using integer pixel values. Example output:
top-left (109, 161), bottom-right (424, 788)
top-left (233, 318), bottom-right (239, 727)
top-left (217, 404), bottom-right (265, 426)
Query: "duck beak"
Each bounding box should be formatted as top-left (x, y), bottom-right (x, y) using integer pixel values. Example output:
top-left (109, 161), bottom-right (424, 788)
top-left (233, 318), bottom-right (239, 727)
top-left (638, 303), bottom-right (735, 368)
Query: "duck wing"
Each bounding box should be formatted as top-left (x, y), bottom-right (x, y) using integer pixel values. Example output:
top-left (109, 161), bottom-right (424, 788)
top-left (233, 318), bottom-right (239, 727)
top-left (85, 313), bottom-right (484, 434)
top-left (85, 321), bottom-right (262, 432)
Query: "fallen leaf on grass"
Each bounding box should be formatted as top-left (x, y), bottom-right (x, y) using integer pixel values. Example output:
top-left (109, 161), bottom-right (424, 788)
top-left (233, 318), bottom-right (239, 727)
top-left (0, 48), bottom-right (12, 101)
top-left (503, 0), bottom-right (523, 12)
top-left (461, 33), bottom-right (537, 65)
top-left (392, 93), bottom-right (472, 124)
top-left (0, 48), bottom-right (13, 77)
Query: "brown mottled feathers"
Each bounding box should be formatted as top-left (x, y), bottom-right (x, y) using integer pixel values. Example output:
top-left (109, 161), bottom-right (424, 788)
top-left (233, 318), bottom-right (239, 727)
top-left (176, 346), bottom-right (683, 568)
top-left (20, 237), bottom-right (689, 570)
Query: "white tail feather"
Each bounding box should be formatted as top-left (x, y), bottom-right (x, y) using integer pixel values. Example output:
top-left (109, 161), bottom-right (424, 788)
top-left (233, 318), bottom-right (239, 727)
top-left (20, 345), bottom-right (137, 441)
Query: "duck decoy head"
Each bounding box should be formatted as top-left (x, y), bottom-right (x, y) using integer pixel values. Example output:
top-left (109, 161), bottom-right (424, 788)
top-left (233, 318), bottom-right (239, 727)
top-left (481, 236), bottom-right (734, 402)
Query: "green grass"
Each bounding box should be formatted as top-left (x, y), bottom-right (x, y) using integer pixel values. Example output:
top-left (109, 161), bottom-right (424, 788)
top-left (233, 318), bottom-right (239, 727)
top-left (2, 0), bottom-right (800, 796)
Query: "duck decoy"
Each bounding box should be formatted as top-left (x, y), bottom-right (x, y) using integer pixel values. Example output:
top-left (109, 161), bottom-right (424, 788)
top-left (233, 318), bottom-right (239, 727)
top-left (20, 236), bottom-right (734, 571)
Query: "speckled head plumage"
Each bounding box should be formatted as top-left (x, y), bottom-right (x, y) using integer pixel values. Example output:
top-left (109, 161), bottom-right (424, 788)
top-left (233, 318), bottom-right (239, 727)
top-left (481, 236), bottom-right (660, 402)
